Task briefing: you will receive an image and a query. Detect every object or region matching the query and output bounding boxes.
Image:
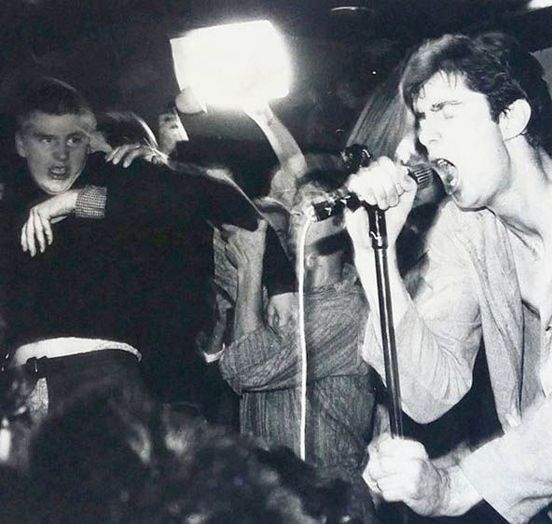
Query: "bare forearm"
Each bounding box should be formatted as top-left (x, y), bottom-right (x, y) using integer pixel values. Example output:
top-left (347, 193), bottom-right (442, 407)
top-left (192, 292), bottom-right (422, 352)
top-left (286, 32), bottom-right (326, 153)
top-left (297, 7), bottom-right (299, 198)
top-left (263, 125), bottom-right (306, 173)
top-left (252, 109), bottom-right (306, 174)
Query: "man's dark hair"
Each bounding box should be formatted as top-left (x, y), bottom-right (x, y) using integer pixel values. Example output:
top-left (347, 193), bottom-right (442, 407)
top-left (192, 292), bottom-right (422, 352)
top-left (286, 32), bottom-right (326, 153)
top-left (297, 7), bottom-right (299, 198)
top-left (96, 110), bottom-right (158, 149)
top-left (401, 32), bottom-right (552, 153)
top-left (29, 386), bottom-right (315, 524)
top-left (15, 77), bottom-right (95, 132)
top-left (29, 385), bottom-right (156, 524)
top-left (140, 430), bottom-right (314, 524)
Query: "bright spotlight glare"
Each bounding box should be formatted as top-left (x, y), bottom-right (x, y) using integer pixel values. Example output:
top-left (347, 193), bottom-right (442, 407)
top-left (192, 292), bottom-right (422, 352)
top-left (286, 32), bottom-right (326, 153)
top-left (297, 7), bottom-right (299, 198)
top-left (171, 20), bottom-right (292, 109)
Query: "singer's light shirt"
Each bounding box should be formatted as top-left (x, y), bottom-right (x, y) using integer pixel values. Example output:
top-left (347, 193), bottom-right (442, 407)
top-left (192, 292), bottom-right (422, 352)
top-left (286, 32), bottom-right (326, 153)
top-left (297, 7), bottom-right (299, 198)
top-left (361, 199), bottom-right (552, 523)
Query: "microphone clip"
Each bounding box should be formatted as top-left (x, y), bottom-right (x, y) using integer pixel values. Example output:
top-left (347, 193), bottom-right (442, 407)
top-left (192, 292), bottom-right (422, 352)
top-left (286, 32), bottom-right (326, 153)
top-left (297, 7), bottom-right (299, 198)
top-left (307, 144), bottom-right (372, 222)
top-left (309, 190), bottom-right (362, 221)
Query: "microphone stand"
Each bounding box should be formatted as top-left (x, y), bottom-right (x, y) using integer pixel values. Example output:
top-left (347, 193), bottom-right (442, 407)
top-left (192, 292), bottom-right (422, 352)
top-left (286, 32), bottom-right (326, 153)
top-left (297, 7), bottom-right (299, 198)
top-left (366, 204), bottom-right (408, 524)
top-left (365, 205), bottom-right (404, 437)
top-left (331, 145), bottom-right (405, 434)
top-left (309, 144), bottom-right (408, 520)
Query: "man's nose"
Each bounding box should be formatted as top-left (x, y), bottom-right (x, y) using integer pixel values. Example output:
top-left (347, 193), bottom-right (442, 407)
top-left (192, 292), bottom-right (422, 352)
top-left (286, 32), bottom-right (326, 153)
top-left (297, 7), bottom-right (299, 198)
top-left (53, 142), bottom-right (69, 160)
top-left (417, 119), bottom-right (441, 148)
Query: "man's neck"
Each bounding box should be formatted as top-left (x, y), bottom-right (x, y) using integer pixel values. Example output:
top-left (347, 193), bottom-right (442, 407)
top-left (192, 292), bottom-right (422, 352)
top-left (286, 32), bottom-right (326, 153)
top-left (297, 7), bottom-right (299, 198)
top-left (488, 142), bottom-right (552, 244)
top-left (488, 142), bottom-right (552, 323)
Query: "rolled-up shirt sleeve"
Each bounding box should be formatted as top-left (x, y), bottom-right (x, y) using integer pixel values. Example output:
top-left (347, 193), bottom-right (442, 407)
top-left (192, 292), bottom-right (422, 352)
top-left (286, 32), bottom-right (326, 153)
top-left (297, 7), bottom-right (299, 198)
top-left (75, 185), bottom-right (107, 219)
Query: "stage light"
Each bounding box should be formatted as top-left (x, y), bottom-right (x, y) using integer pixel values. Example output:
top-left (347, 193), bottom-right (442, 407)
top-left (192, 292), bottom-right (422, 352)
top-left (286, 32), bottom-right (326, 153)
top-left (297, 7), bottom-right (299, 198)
top-left (170, 20), bottom-right (292, 110)
top-left (527, 0), bottom-right (552, 7)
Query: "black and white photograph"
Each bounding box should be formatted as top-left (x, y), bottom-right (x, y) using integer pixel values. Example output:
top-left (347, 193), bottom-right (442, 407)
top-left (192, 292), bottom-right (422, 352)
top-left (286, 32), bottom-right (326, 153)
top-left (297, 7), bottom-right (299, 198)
top-left (0, 1), bottom-right (551, 522)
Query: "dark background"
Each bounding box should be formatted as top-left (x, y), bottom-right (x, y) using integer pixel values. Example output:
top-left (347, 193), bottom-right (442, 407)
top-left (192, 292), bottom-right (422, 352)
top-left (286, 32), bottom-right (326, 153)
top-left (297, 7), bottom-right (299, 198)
top-left (1, 0), bottom-right (551, 147)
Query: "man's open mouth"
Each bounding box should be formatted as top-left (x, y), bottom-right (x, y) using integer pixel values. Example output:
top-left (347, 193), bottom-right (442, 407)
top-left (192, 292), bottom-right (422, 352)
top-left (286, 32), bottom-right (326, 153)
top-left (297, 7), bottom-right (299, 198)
top-left (432, 158), bottom-right (459, 195)
top-left (49, 166), bottom-right (69, 179)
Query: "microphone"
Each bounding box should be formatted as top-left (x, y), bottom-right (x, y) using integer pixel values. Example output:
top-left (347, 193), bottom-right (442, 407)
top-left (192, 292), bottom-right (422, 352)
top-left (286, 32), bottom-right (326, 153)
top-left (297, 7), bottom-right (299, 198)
top-left (307, 145), bottom-right (434, 222)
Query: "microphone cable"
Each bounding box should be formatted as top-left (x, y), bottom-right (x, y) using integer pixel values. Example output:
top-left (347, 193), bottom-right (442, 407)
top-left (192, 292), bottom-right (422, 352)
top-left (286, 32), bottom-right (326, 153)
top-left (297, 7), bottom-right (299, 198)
top-left (295, 214), bottom-right (313, 461)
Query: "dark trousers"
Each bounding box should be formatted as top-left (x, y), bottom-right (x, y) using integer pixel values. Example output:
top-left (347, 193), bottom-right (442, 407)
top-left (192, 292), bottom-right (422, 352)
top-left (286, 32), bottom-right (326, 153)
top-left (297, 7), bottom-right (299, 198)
top-left (25, 349), bottom-right (145, 412)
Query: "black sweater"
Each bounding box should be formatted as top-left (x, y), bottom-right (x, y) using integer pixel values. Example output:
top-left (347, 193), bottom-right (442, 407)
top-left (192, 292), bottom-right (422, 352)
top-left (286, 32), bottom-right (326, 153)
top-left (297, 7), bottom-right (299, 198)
top-left (1, 154), bottom-right (293, 400)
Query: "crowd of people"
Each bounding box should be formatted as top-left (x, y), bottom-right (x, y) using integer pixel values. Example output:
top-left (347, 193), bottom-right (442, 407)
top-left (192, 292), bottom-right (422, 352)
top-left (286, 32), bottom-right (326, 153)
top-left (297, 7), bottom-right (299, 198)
top-left (0, 27), bottom-right (551, 524)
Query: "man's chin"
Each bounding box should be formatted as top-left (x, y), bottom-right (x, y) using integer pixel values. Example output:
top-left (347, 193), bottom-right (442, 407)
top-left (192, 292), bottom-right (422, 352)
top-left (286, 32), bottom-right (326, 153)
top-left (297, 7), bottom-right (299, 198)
top-left (451, 194), bottom-right (485, 212)
top-left (40, 179), bottom-right (76, 196)
top-left (36, 172), bottom-right (81, 195)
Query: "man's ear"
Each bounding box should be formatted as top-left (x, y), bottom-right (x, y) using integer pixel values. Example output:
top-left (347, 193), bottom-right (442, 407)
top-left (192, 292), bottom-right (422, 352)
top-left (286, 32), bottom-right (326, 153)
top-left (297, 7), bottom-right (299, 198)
top-left (499, 98), bottom-right (531, 141)
top-left (15, 133), bottom-right (27, 158)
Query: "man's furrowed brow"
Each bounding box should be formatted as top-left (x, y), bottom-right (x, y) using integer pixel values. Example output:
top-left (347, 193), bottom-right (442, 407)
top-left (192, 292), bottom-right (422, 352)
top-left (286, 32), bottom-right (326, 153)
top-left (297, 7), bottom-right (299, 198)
top-left (32, 131), bottom-right (54, 139)
top-left (430, 100), bottom-right (462, 112)
top-left (68, 130), bottom-right (87, 138)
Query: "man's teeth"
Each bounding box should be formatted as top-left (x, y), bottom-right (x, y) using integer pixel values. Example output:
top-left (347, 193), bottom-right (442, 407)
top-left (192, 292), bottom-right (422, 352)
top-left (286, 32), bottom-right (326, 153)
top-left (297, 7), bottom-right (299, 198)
top-left (434, 159), bottom-right (458, 193)
top-left (435, 158), bottom-right (453, 171)
top-left (50, 167), bottom-right (67, 176)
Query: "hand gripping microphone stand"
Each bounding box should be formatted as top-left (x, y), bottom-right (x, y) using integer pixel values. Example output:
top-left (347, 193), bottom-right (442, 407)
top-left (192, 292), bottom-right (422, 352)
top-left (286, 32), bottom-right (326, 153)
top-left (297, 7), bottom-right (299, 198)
top-left (341, 145), bottom-right (405, 437)
top-left (309, 146), bottom-right (405, 435)
top-left (349, 147), bottom-right (407, 524)
top-left (307, 145), bottom-right (409, 520)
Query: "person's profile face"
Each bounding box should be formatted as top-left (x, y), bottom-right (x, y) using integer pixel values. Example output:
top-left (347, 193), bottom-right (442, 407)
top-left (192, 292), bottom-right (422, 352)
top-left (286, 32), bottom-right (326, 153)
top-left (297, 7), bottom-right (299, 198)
top-left (15, 111), bottom-right (92, 195)
top-left (414, 72), bottom-right (510, 210)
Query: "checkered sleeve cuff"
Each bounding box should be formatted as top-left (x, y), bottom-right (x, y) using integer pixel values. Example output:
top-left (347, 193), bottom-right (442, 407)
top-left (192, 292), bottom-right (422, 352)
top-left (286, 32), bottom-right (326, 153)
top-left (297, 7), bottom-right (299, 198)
top-left (75, 185), bottom-right (107, 219)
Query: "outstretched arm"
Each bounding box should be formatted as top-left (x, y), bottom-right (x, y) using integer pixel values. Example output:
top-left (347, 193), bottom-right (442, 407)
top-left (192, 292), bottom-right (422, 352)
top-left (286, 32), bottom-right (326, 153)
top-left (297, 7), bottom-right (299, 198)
top-left (244, 104), bottom-right (304, 167)
top-left (19, 158), bottom-right (261, 255)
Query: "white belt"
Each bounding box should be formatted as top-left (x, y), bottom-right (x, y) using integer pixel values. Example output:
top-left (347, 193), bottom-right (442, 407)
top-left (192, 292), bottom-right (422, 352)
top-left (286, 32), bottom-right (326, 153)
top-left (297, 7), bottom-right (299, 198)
top-left (12, 337), bottom-right (142, 367)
